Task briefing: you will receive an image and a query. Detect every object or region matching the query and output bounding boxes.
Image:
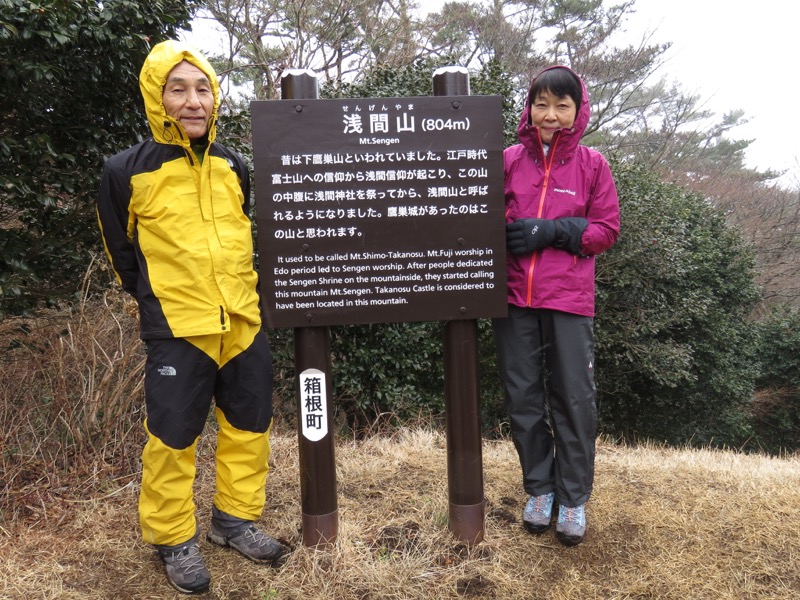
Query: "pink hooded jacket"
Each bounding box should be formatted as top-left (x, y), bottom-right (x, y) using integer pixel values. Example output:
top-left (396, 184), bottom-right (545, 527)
top-left (504, 66), bottom-right (620, 317)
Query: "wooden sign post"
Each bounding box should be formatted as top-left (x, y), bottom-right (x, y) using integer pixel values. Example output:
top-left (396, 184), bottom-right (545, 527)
top-left (252, 67), bottom-right (506, 546)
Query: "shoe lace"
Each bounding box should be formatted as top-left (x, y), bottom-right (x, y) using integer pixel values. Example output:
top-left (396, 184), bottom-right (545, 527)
top-left (169, 545), bottom-right (206, 575)
top-left (527, 493), bottom-right (553, 515)
top-left (559, 505), bottom-right (584, 525)
top-left (243, 525), bottom-right (272, 550)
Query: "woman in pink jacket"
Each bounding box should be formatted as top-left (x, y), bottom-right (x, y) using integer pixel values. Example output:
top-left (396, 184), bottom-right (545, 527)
top-left (495, 66), bottom-right (620, 546)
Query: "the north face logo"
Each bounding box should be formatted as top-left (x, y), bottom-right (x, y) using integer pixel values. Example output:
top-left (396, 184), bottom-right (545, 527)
top-left (158, 365), bottom-right (177, 376)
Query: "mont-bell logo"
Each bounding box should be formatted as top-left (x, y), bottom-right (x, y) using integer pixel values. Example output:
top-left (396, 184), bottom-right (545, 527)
top-left (554, 187), bottom-right (576, 196)
top-left (158, 365), bottom-right (177, 376)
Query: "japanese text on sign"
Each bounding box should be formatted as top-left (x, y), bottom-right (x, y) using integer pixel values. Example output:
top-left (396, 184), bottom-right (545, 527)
top-left (252, 95), bottom-right (507, 328)
top-left (299, 369), bottom-right (328, 442)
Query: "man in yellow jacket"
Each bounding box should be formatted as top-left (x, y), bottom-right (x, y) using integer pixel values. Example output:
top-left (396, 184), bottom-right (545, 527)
top-left (97, 40), bottom-right (282, 594)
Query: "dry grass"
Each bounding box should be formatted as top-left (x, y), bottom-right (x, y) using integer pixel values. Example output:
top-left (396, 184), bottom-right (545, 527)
top-left (0, 263), bottom-right (146, 528)
top-left (1, 427), bottom-right (798, 600)
top-left (2, 277), bottom-right (799, 599)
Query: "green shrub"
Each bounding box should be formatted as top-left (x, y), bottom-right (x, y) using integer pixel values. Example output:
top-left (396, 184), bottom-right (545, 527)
top-left (0, 0), bottom-right (197, 316)
top-left (595, 161), bottom-right (761, 448)
top-left (749, 307), bottom-right (800, 453)
top-left (330, 322), bottom-right (446, 432)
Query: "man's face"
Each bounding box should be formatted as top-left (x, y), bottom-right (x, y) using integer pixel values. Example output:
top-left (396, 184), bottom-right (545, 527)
top-left (162, 61), bottom-right (214, 140)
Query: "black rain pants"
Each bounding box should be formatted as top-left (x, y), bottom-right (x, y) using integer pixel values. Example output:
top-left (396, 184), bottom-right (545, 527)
top-left (494, 305), bottom-right (597, 507)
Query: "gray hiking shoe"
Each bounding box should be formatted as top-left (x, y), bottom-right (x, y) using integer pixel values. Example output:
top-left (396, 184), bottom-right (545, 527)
top-left (522, 492), bottom-right (554, 534)
top-left (207, 515), bottom-right (284, 565)
top-left (156, 536), bottom-right (210, 595)
top-left (555, 503), bottom-right (586, 546)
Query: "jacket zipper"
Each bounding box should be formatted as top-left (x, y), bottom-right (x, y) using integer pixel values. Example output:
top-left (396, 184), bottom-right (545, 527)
top-left (525, 135), bottom-right (559, 306)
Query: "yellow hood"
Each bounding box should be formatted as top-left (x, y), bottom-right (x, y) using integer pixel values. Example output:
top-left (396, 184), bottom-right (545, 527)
top-left (139, 40), bottom-right (220, 146)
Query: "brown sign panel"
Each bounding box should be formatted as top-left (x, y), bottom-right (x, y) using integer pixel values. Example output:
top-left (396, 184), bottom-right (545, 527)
top-left (251, 95), bottom-right (507, 328)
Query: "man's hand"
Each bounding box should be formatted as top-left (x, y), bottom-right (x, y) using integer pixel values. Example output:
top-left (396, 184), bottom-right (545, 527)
top-left (506, 218), bottom-right (556, 255)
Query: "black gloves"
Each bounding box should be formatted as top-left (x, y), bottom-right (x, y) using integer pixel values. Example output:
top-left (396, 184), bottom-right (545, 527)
top-left (506, 217), bottom-right (588, 256)
top-left (506, 218), bottom-right (557, 254)
top-left (552, 217), bottom-right (589, 255)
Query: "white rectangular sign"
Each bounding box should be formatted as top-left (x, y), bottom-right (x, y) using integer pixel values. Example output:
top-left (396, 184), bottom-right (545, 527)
top-left (299, 368), bottom-right (328, 442)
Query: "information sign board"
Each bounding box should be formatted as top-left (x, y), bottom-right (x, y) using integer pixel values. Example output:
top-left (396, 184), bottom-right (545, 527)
top-left (252, 95), bottom-right (507, 328)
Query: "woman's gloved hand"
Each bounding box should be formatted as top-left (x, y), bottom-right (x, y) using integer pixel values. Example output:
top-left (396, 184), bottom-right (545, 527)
top-left (505, 218), bottom-right (556, 254)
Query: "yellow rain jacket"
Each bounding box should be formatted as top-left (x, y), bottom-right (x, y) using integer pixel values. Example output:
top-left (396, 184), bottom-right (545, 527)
top-left (97, 41), bottom-right (261, 338)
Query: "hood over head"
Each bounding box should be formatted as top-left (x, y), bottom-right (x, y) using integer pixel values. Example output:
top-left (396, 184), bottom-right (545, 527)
top-left (517, 65), bottom-right (590, 159)
top-left (139, 40), bottom-right (220, 146)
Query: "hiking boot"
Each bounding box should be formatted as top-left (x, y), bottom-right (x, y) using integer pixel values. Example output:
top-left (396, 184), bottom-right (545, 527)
top-left (156, 535), bottom-right (210, 595)
top-left (555, 503), bottom-right (586, 546)
top-left (207, 509), bottom-right (284, 565)
top-left (522, 492), bottom-right (554, 534)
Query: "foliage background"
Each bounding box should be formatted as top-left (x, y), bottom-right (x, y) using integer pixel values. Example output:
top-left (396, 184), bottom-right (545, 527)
top-left (1, 0), bottom-right (799, 455)
top-left (0, 0), bottom-right (198, 314)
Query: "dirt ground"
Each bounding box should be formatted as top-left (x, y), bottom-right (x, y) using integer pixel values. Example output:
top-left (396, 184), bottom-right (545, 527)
top-left (2, 429), bottom-right (799, 599)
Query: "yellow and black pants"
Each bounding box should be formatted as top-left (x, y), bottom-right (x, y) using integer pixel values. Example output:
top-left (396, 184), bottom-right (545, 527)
top-left (138, 318), bottom-right (273, 546)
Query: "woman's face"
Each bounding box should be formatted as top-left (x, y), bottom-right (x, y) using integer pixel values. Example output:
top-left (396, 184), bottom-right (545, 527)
top-left (530, 90), bottom-right (577, 145)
